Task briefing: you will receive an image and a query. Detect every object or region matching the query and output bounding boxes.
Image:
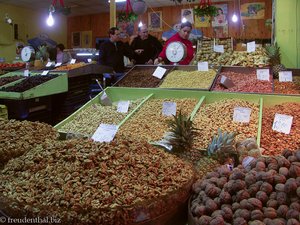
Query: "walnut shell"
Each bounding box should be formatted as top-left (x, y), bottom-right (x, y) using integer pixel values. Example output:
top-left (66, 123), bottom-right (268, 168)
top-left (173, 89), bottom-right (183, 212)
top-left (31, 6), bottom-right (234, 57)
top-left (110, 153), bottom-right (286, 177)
top-left (210, 215), bottom-right (225, 225)
top-left (263, 218), bottom-right (273, 225)
top-left (217, 177), bottom-right (228, 189)
top-left (240, 199), bottom-right (248, 209)
top-left (287, 218), bottom-right (300, 225)
top-left (248, 198), bottom-right (263, 210)
top-left (277, 205), bottom-right (289, 218)
top-left (256, 191), bottom-right (269, 204)
top-left (225, 179), bottom-right (246, 194)
top-left (260, 182), bottom-right (273, 194)
top-left (266, 199), bottom-right (278, 209)
top-left (206, 171), bottom-right (220, 179)
top-left (277, 156), bottom-right (291, 168)
top-left (234, 209), bottom-right (250, 220)
top-left (289, 162), bottom-right (300, 178)
top-left (205, 184), bottom-right (221, 198)
top-left (266, 157), bottom-right (277, 165)
top-left (282, 149), bottom-right (293, 159)
top-left (211, 210), bottom-right (223, 218)
top-left (233, 217), bottom-right (247, 225)
top-left (229, 170), bottom-right (246, 180)
top-left (198, 215), bottom-right (212, 225)
top-left (274, 174), bottom-right (287, 184)
top-left (295, 150), bottom-right (300, 161)
top-left (251, 209), bottom-right (264, 221)
top-left (286, 209), bottom-right (300, 220)
top-left (232, 202), bottom-right (240, 212)
top-left (222, 207), bottom-right (233, 222)
top-left (205, 199), bottom-right (218, 214)
top-left (288, 155), bottom-right (297, 163)
top-left (220, 191), bottom-right (232, 204)
top-left (271, 218), bottom-right (287, 225)
top-left (261, 171), bottom-right (274, 184)
top-left (245, 173), bottom-right (256, 187)
top-left (255, 161), bottom-right (266, 171)
top-left (276, 191), bottom-right (288, 205)
top-left (275, 183), bottom-right (285, 192)
top-left (290, 202), bottom-right (300, 211)
top-left (264, 207), bottom-right (277, 219)
top-left (268, 163), bottom-right (279, 171)
top-left (248, 183), bottom-right (260, 197)
top-left (297, 187), bottom-right (300, 198)
top-left (236, 190), bottom-right (250, 202)
top-left (249, 220), bottom-right (265, 225)
top-left (269, 191), bottom-right (277, 200)
top-left (192, 204), bottom-right (206, 217)
top-left (284, 178), bottom-right (298, 193)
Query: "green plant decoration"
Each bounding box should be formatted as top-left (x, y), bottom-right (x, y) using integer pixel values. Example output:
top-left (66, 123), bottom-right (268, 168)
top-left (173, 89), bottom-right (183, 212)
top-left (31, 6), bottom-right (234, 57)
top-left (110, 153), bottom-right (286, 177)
top-left (194, 5), bottom-right (218, 17)
top-left (35, 46), bottom-right (49, 62)
top-left (117, 11), bottom-right (138, 23)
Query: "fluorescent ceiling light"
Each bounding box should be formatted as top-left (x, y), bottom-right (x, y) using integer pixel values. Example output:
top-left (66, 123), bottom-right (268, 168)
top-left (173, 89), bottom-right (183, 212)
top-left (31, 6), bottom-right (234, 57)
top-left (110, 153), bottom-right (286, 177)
top-left (77, 53), bottom-right (93, 56)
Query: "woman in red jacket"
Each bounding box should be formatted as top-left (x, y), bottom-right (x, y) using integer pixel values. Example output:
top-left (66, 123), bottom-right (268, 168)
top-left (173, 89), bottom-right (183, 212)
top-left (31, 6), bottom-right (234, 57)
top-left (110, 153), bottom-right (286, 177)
top-left (154, 21), bottom-right (194, 65)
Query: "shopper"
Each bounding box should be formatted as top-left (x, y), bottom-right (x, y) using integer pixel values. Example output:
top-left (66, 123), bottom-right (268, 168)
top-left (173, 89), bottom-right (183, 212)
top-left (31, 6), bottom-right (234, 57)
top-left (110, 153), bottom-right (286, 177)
top-left (130, 25), bottom-right (163, 65)
top-left (99, 27), bottom-right (135, 73)
top-left (154, 21), bottom-right (194, 65)
top-left (56, 44), bottom-right (70, 64)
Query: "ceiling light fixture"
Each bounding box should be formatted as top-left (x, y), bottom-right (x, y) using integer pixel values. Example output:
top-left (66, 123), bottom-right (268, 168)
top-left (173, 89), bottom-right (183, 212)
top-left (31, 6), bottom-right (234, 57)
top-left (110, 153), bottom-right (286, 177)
top-left (46, 4), bottom-right (55, 27)
top-left (138, 21), bottom-right (143, 27)
top-left (181, 17), bottom-right (187, 23)
top-left (108, 0), bottom-right (126, 3)
top-left (231, 0), bottom-right (238, 23)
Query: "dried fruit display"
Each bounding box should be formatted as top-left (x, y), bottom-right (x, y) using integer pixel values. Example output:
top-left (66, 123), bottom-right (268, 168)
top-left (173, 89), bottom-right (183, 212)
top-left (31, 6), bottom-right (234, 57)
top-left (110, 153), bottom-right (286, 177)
top-left (189, 149), bottom-right (300, 225)
top-left (0, 76), bottom-right (23, 86)
top-left (53, 62), bottom-right (86, 71)
top-left (261, 102), bottom-right (300, 155)
top-left (116, 98), bottom-right (198, 142)
top-left (60, 98), bottom-right (144, 136)
top-left (116, 67), bottom-right (166, 88)
top-left (0, 139), bottom-right (195, 224)
top-left (1, 75), bottom-right (58, 92)
top-left (213, 71), bottom-right (273, 93)
top-left (196, 38), bottom-right (232, 60)
top-left (0, 62), bottom-right (25, 69)
top-left (194, 48), bottom-right (269, 67)
top-left (159, 69), bottom-right (217, 89)
top-left (193, 99), bottom-right (259, 150)
top-left (0, 119), bottom-right (58, 168)
top-left (274, 77), bottom-right (300, 95)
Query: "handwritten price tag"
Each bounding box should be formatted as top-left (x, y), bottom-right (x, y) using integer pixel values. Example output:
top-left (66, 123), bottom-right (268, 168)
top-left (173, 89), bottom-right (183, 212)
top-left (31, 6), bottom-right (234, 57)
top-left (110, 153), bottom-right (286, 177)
top-left (70, 59), bottom-right (76, 64)
top-left (117, 101), bottom-right (130, 113)
top-left (23, 70), bottom-right (29, 77)
top-left (153, 66), bottom-right (167, 79)
top-left (162, 101), bottom-right (177, 116)
top-left (87, 59), bottom-right (92, 63)
top-left (279, 71), bottom-right (293, 82)
top-left (197, 62), bottom-right (209, 71)
top-left (247, 41), bottom-right (256, 53)
top-left (45, 62), bottom-right (52, 67)
top-left (55, 62), bottom-right (62, 67)
top-left (272, 113), bottom-right (293, 134)
top-left (41, 70), bottom-right (49, 76)
top-left (92, 124), bottom-right (118, 142)
top-left (233, 107), bottom-right (252, 123)
top-left (256, 69), bottom-right (270, 81)
top-left (213, 45), bottom-right (224, 53)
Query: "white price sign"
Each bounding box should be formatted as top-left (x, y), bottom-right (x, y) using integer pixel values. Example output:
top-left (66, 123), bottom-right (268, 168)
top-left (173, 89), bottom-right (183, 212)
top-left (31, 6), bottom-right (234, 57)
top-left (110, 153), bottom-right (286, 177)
top-left (247, 41), bottom-right (256, 53)
top-left (279, 71), bottom-right (293, 82)
top-left (23, 69), bottom-right (29, 77)
top-left (87, 59), bottom-right (92, 63)
top-left (256, 69), bottom-right (270, 81)
top-left (41, 70), bottom-right (49, 76)
top-left (233, 107), bottom-right (252, 123)
top-left (70, 59), bottom-right (76, 64)
top-left (213, 45), bottom-right (224, 53)
top-left (162, 101), bottom-right (177, 116)
top-left (197, 61), bottom-right (209, 71)
top-left (117, 101), bottom-right (130, 113)
top-left (272, 113), bottom-right (293, 134)
top-left (92, 124), bottom-right (118, 142)
top-left (152, 66), bottom-right (167, 79)
top-left (55, 62), bottom-right (62, 67)
top-left (45, 62), bottom-right (52, 67)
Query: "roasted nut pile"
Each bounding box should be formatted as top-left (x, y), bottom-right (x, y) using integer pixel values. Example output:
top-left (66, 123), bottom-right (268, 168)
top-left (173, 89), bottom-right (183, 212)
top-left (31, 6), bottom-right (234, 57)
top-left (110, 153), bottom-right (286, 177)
top-left (0, 139), bottom-right (194, 224)
top-left (274, 78), bottom-right (300, 95)
top-left (60, 99), bottom-right (144, 136)
top-left (0, 76), bottom-right (23, 86)
top-left (53, 62), bottom-right (86, 71)
top-left (0, 119), bottom-right (58, 168)
top-left (116, 67), bottom-right (168, 87)
top-left (213, 71), bottom-right (273, 93)
top-left (193, 99), bottom-right (259, 149)
top-left (190, 149), bottom-right (300, 225)
top-left (261, 102), bottom-right (300, 155)
top-left (159, 70), bottom-right (216, 89)
top-left (1, 75), bottom-right (58, 92)
top-left (116, 98), bottom-right (198, 142)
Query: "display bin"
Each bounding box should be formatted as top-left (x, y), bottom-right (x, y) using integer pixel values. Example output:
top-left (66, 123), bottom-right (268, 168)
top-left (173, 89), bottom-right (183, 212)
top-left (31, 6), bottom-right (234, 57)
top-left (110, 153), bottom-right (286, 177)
top-left (0, 104), bottom-right (8, 120)
top-left (158, 65), bottom-right (220, 91)
top-left (114, 65), bottom-right (175, 88)
top-left (273, 68), bottom-right (300, 96)
top-left (211, 66), bottom-right (274, 94)
top-left (0, 72), bottom-right (68, 100)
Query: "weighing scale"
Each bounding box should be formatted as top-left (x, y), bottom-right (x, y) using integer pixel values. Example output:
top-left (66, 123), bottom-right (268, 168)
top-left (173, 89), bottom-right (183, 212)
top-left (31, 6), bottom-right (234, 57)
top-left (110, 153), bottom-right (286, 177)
top-left (165, 41), bottom-right (187, 65)
top-left (20, 46), bottom-right (35, 62)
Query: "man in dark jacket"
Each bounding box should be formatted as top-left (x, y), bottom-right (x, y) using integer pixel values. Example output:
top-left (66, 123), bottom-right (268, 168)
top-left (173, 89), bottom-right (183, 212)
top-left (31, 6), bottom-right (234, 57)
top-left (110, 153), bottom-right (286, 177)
top-left (99, 27), bottom-right (134, 73)
top-left (130, 25), bottom-right (163, 65)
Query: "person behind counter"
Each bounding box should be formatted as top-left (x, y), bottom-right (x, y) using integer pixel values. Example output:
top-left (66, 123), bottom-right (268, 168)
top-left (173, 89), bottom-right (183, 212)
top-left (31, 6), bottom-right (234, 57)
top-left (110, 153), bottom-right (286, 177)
top-left (56, 44), bottom-right (70, 64)
top-left (154, 21), bottom-right (194, 65)
top-left (99, 27), bottom-right (135, 73)
top-left (130, 25), bottom-right (163, 65)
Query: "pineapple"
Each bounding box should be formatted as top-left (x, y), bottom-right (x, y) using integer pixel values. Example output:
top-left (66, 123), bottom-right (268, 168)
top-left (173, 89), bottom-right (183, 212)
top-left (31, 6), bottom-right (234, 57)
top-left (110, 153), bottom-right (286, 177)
top-left (207, 128), bottom-right (239, 166)
top-left (265, 43), bottom-right (286, 79)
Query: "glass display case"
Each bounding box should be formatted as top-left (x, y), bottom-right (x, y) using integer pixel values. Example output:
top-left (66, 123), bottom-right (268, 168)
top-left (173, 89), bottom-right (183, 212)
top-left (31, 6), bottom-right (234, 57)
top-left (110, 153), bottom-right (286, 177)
top-left (63, 48), bottom-right (99, 63)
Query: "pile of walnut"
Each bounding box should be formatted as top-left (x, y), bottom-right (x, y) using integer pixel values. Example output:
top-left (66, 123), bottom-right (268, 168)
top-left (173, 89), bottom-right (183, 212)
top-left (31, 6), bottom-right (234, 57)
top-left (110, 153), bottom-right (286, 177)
top-left (190, 149), bottom-right (300, 225)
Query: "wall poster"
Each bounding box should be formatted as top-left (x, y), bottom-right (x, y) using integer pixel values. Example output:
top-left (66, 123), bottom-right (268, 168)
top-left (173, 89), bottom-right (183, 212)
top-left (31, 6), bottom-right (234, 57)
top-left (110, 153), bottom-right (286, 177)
top-left (181, 8), bottom-right (194, 24)
top-left (148, 11), bottom-right (162, 31)
top-left (212, 4), bottom-right (228, 38)
top-left (72, 32), bottom-right (81, 48)
top-left (241, 2), bottom-right (265, 20)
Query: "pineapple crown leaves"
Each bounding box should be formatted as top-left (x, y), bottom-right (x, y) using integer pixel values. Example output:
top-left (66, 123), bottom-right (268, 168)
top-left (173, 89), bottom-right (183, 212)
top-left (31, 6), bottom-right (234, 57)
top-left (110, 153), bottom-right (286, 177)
top-left (265, 43), bottom-right (282, 65)
top-left (35, 45), bottom-right (49, 61)
top-left (207, 128), bottom-right (239, 165)
top-left (166, 110), bottom-right (199, 153)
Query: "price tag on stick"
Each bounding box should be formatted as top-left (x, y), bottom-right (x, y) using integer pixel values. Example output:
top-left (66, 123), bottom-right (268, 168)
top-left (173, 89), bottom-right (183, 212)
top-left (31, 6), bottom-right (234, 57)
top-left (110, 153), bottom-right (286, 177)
top-left (279, 71), bottom-right (293, 82)
top-left (272, 113), bottom-right (293, 134)
top-left (23, 69), bottom-right (29, 77)
top-left (55, 62), bottom-right (62, 67)
top-left (41, 70), bottom-right (49, 76)
top-left (92, 124), bottom-right (118, 142)
top-left (247, 41), bottom-right (256, 53)
top-left (162, 102), bottom-right (176, 116)
top-left (197, 62), bottom-right (209, 71)
top-left (257, 69), bottom-right (270, 81)
top-left (233, 107), bottom-right (252, 123)
top-left (117, 101), bottom-right (130, 113)
top-left (213, 45), bottom-right (224, 53)
top-left (46, 62), bottom-right (52, 67)
top-left (70, 59), bottom-right (76, 64)
top-left (152, 66), bottom-right (167, 79)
